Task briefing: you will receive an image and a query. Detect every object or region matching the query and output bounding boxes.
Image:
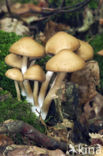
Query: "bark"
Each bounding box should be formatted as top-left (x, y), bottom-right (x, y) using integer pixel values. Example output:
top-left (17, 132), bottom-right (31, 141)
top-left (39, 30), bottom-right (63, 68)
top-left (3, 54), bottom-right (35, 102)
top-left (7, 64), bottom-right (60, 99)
top-left (0, 120), bottom-right (67, 151)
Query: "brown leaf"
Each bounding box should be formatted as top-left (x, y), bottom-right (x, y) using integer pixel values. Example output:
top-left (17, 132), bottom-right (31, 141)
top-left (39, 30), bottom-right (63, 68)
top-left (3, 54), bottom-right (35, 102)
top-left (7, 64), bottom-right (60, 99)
top-left (11, 3), bottom-right (42, 16)
top-left (44, 20), bottom-right (70, 43)
top-left (0, 134), bottom-right (13, 146)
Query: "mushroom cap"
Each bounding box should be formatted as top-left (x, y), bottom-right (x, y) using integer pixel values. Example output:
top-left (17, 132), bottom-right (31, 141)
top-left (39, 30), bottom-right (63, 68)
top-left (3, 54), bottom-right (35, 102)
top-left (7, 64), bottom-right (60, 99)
top-left (24, 64), bottom-right (45, 82)
top-left (45, 31), bottom-right (80, 55)
top-left (76, 40), bottom-right (94, 61)
top-left (46, 49), bottom-right (85, 72)
top-left (97, 49), bottom-right (103, 56)
top-left (9, 37), bottom-right (45, 57)
top-left (5, 53), bottom-right (22, 68)
top-left (5, 68), bottom-right (23, 81)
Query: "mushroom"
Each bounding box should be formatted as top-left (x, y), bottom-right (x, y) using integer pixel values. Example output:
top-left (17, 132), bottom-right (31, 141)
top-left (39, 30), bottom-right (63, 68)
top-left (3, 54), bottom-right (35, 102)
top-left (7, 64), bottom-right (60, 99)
top-left (9, 37), bottom-right (45, 104)
top-left (41, 49), bottom-right (85, 120)
top-left (97, 49), bottom-right (103, 56)
top-left (38, 31), bottom-right (80, 107)
top-left (24, 64), bottom-right (45, 115)
top-left (5, 53), bottom-right (26, 97)
top-left (76, 40), bottom-right (94, 61)
top-left (5, 68), bottom-right (23, 101)
top-left (45, 31), bottom-right (80, 54)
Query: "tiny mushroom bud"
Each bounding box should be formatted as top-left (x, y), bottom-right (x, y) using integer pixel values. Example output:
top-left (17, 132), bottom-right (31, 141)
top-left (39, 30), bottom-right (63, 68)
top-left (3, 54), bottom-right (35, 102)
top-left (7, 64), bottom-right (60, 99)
top-left (24, 64), bottom-right (45, 116)
top-left (76, 40), bottom-right (94, 61)
top-left (5, 68), bottom-right (23, 101)
top-left (41, 49), bottom-right (85, 120)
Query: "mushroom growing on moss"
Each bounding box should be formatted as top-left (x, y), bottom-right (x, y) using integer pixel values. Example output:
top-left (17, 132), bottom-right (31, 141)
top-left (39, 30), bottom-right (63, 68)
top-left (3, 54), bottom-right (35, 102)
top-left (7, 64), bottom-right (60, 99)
top-left (9, 37), bottom-right (45, 104)
top-left (38, 31), bottom-right (80, 108)
top-left (41, 49), bottom-right (85, 120)
top-left (5, 53), bottom-right (26, 97)
top-left (5, 68), bottom-right (23, 101)
top-left (24, 64), bottom-right (45, 115)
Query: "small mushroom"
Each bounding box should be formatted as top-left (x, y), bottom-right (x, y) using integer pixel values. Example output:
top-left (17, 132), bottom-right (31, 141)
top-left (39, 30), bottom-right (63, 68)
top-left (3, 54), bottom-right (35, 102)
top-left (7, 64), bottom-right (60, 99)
top-left (5, 53), bottom-right (26, 97)
top-left (9, 37), bottom-right (45, 104)
top-left (24, 64), bottom-right (45, 115)
top-left (76, 40), bottom-right (94, 61)
top-left (41, 49), bottom-right (85, 120)
top-left (45, 31), bottom-right (80, 54)
top-left (38, 31), bottom-right (80, 107)
top-left (97, 49), bottom-right (103, 56)
top-left (5, 68), bottom-right (23, 101)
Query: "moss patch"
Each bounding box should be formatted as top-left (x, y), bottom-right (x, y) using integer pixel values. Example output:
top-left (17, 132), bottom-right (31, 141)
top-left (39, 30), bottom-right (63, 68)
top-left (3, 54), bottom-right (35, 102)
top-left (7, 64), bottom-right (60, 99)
top-left (0, 30), bottom-right (21, 96)
top-left (0, 89), bottom-right (45, 133)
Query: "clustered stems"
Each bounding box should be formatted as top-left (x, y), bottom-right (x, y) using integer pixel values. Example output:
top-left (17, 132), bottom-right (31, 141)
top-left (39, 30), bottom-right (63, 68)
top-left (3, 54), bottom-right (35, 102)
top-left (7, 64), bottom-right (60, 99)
top-left (38, 71), bottom-right (54, 108)
top-left (21, 56), bottom-right (34, 104)
top-left (19, 82), bottom-right (27, 97)
top-left (41, 72), bottom-right (66, 120)
top-left (23, 80), bottom-right (34, 104)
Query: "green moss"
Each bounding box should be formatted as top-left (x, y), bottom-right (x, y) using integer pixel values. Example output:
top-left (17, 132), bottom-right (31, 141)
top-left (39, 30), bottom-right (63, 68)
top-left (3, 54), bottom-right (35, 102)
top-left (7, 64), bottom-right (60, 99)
top-left (88, 0), bottom-right (98, 9)
top-left (0, 89), bottom-right (45, 133)
top-left (0, 30), bottom-right (21, 96)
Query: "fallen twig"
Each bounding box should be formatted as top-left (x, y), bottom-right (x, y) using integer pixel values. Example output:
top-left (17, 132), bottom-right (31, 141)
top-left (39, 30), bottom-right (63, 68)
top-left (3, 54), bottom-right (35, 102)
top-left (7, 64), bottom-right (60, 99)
top-left (0, 120), bottom-right (67, 151)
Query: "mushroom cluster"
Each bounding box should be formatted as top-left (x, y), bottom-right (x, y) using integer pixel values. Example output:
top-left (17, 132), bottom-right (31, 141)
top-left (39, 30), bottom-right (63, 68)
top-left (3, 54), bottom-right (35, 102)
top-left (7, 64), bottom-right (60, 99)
top-left (5, 31), bottom-right (94, 120)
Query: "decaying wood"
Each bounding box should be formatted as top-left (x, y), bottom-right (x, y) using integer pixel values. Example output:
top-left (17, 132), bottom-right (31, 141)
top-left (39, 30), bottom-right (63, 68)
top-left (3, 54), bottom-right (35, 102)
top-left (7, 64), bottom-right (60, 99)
top-left (0, 119), bottom-right (67, 151)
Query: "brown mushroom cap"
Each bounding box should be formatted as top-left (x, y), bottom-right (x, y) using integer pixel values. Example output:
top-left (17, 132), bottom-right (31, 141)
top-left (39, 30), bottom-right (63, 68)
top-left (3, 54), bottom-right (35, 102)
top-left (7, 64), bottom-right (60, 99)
top-left (46, 49), bottom-right (85, 72)
top-left (24, 65), bottom-right (45, 82)
top-left (9, 37), bottom-right (45, 57)
top-left (5, 68), bottom-right (23, 81)
top-left (76, 40), bottom-right (94, 61)
top-left (5, 53), bottom-right (22, 68)
top-left (45, 31), bottom-right (80, 55)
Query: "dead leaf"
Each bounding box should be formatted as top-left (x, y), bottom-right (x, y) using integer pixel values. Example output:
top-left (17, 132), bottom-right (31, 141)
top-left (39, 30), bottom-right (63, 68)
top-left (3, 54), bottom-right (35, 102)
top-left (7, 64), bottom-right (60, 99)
top-left (44, 20), bottom-right (70, 43)
top-left (0, 134), bottom-right (13, 146)
top-left (11, 3), bottom-right (42, 16)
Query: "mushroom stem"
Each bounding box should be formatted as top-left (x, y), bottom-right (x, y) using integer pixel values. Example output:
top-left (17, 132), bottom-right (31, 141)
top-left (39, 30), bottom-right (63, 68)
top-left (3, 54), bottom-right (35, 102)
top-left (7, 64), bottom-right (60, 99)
top-left (14, 80), bottom-right (21, 101)
top-left (41, 72), bottom-right (66, 120)
top-left (33, 81), bottom-right (39, 106)
top-left (29, 60), bottom-right (36, 67)
top-left (19, 82), bottom-right (27, 97)
top-left (32, 80), bottom-right (40, 116)
top-left (23, 80), bottom-right (34, 104)
top-left (38, 71), bottom-right (54, 108)
top-left (21, 56), bottom-right (33, 104)
top-left (21, 56), bottom-right (28, 74)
